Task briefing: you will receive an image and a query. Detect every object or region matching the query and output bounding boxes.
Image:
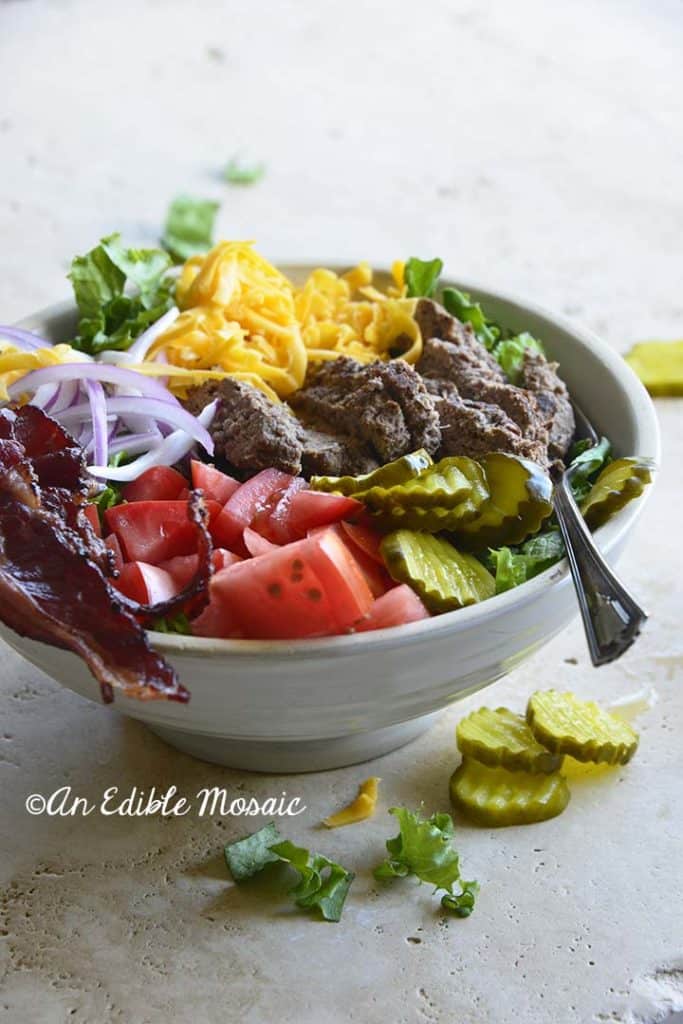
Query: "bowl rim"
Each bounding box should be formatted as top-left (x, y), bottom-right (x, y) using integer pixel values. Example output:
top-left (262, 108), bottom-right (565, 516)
top-left (18, 271), bottom-right (661, 661)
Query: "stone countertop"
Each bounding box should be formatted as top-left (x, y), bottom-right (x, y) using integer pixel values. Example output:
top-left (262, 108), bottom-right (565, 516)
top-left (1, 1), bottom-right (682, 1022)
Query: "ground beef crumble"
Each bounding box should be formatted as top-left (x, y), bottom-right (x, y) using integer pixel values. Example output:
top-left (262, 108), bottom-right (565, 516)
top-left (183, 299), bottom-right (575, 479)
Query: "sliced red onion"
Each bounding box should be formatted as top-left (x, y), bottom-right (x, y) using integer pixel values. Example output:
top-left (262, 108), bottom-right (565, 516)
top-left (55, 396), bottom-right (214, 453)
top-left (85, 380), bottom-right (109, 468)
top-left (88, 401), bottom-right (217, 481)
top-left (8, 362), bottom-right (182, 406)
top-left (125, 306), bottom-right (180, 363)
top-left (29, 383), bottom-right (60, 409)
top-left (108, 430), bottom-right (163, 456)
top-left (0, 325), bottom-right (52, 351)
top-left (49, 380), bottom-right (81, 415)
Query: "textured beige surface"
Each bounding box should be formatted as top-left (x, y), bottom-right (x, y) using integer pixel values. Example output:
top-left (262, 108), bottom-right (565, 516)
top-left (1, 1), bottom-right (682, 1022)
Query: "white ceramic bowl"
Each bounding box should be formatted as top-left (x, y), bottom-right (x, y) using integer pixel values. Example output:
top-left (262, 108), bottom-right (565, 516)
top-left (0, 269), bottom-right (660, 772)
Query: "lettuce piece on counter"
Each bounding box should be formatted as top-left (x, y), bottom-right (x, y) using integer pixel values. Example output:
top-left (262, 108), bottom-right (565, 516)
top-left (224, 158), bottom-right (266, 186)
top-left (493, 332), bottom-right (545, 383)
top-left (224, 822), bottom-right (283, 881)
top-left (269, 839), bottom-right (355, 923)
top-left (224, 823), bottom-right (354, 922)
top-left (162, 195), bottom-right (219, 263)
top-left (489, 531), bottom-right (566, 594)
top-left (441, 286), bottom-right (501, 350)
top-left (405, 257), bottom-right (443, 298)
top-left (69, 234), bottom-right (174, 354)
top-left (374, 807), bottom-right (478, 916)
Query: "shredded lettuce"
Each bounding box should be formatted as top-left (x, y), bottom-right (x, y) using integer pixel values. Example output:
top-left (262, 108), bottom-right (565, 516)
top-left (489, 531), bottom-right (566, 594)
top-left (224, 822), bottom-right (282, 881)
top-left (69, 234), bottom-right (174, 354)
top-left (224, 823), bottom-right (354, 922)
top-left (223, 158), bottom-right (266, 186)
top-left (493, 332), bottom-right (545, 383)
top-left (405, 257), bottom-right (443, 298)
top-left (162, 195), bottom-right (219, 263)
top-left (374, 807), bottom-right (478, 916)
top-left (441, 286), bottom-right (501, 350)
top-left (566, 436), bottom-right (612, 502)
top-left (151, 612), bottom-right (191, 635)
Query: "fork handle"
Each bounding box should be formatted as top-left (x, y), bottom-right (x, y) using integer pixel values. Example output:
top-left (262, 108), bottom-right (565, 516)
top-left (553, 475), bottom-right (647, 666)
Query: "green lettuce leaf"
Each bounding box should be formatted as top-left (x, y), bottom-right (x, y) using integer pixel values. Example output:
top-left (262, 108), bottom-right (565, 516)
top-left (224, 158), bottom-right (266, 186)
top-left (405, 257), bottom-right (443, 298)
top-left (224, 824), bottom-right (354, 922)
top-left (493, 332), bottom-right (545, 383)
top-left (68, 234), bottom-right (175, 354)
top-left (566, 435), bottom-right (612, 502)
top-left (162, 195), bottom-right (219, 263)
top-left (224, 822), bottom-right (283, 881)
top-left (441, 880), bottom-right (479, 917)
top-left (374, 807), bottom-right (478, 916)
top-left (441, 287), bottom-right (501, 350)
top-left (270, 839), bottom-right (355, 923)
top-left (151, 612), bottom-right (192, 635)
top-left (100, 235), bottom-right (171, 308)
top-left (489, 530), bottom-right (566, 594)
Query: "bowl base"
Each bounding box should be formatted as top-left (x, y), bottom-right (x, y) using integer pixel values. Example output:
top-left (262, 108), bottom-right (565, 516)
top-left (148, 712), bottom-right (442, 773)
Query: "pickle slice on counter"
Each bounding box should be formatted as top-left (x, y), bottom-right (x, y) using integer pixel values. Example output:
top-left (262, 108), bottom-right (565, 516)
top-left (456, 706), bottom-right (563, 774)
top-left (526, 690), bottom-right (639, 765)
top-left (380, 530), bottom-right (495, 612)
top-left (580, 458), bottom-right (653, 530)
top-left (454, 453), bottom-right (554, 549)
top-left (624, 339), bottom-right (683, 396)
top-left (449, 758), bottom-right (570, 827)
top-left (310, 449), bottom-right (433, 497)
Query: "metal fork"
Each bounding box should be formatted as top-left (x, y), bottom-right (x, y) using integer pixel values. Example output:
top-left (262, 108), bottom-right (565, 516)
top-left (552, 402), bottom-right (649, 666)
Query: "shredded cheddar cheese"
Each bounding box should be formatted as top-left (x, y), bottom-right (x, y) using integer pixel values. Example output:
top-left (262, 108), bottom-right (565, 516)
top-left (0, 342), bottom-right (86, 402)
top-left (323, 777), bottom-right (380, 828)
top-left (150, 244), bottom-right (422, 399)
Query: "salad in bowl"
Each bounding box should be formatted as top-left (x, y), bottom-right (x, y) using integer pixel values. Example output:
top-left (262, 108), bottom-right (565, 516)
top-left (0, 215), bottom-right (658, 767)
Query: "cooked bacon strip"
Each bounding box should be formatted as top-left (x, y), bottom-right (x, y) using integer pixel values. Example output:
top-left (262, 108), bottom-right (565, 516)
top-left (0, 405), bottom-right (213, 704)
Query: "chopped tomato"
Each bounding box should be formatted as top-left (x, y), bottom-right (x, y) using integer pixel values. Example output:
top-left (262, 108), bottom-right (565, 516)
top-left (158, 547), bottom-right (242, 588)
top-left (105, 501), bottom-right (201, 564)
top-left (113, 561), bottom-right (180, 604)
top-left (213, 548), bottom-right (242, 572)
top-left (311, 523), bottom-right (391, 598)
top-left (157, 553), bottom-right (202, 590)
top-left (191, 527), bottom-right (373, 640)
top-left (191, 460), bottom-right (240, 504)
top-left (83, 503), bottom-right (102, 537)
top-left (304, 528), bottom-right (374, 629)
top-left (341, 520), bottom-right (385, 565)
top-left (251, 477), bottom-right (307, 543)
top-left (121, 466), bottom-right (187, 503)
top-left (281, 489), bottom-right (363, 540)
top-left (211, 469), bottom-right (293, 549)
top-left (353, 584), bottom-right (430, 633)
top-left (243, 526), bottom-right (279, 557)
top-left (104, 533), bottom-right (124, 573)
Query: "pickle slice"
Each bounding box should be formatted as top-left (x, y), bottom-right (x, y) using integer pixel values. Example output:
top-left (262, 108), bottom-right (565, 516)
top-left (310, 449), bottom-right (433, 497)
top-left (625, 339), bottom-right (683, 396)
top-left (366, 457), bottom-right (489, 530)
top-left (456, 706), bottom-right (563, 774)
top-left (449, 758), bottom-right (570, 827)
top-left (526, 690), bottom-right (639, 765)
top-left (380, 530), bottom-right (495, 613)
top-left (454, 453), bottom-right (554, 549)
top-left (580, 458), bottom-right (652, 530)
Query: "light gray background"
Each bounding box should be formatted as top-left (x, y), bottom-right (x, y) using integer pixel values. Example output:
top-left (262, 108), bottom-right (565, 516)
top-left (1, 2), bottom-right (682, 1022)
